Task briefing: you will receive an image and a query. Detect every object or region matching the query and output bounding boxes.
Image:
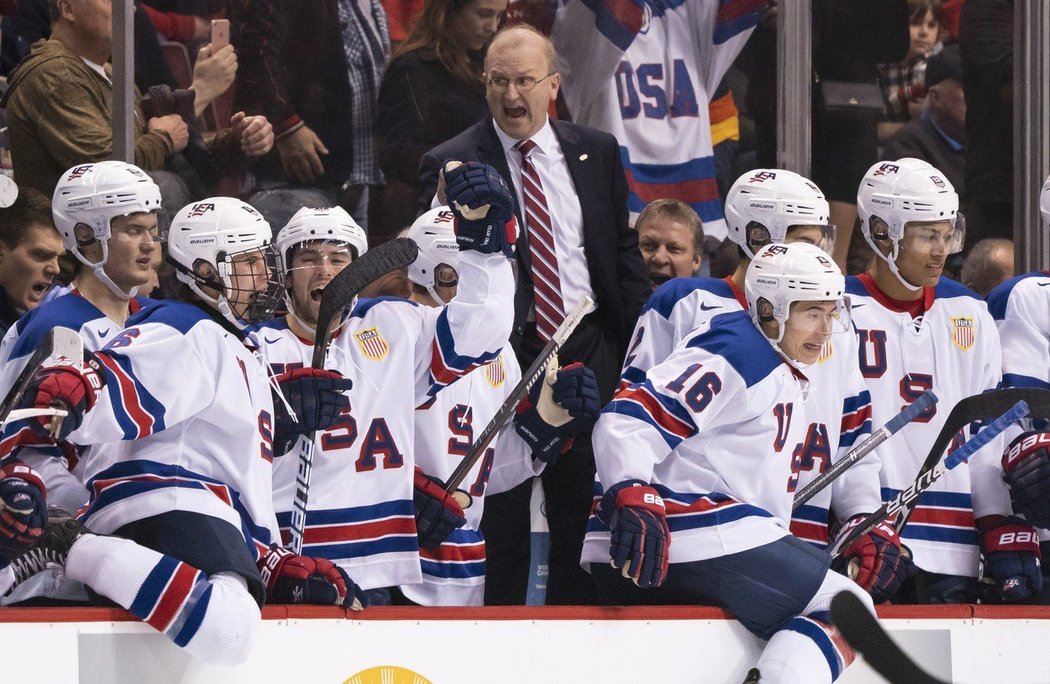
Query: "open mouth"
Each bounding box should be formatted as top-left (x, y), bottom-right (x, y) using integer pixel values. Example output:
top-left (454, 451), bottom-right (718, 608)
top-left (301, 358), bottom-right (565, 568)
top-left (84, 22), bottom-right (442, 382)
top-left (504, 106), bottom-right (526, 119)
top-left (649, 272), bottom-right (672, 287)
top-left (310, 287), bottom-right (325, 303)
top-left (30, 282), bottom-right (49, 298)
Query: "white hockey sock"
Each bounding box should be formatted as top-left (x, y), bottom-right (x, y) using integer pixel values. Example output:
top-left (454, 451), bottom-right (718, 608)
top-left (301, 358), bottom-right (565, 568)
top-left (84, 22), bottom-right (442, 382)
top-left (66, 534), bottom-right (260, 666)
top-left (757, 615), bottom-right (854, 684)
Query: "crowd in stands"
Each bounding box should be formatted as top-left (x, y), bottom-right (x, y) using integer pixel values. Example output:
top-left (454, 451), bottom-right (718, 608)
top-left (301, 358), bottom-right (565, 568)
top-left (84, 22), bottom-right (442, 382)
top-left (0, 0), bottom-right (1045, 680)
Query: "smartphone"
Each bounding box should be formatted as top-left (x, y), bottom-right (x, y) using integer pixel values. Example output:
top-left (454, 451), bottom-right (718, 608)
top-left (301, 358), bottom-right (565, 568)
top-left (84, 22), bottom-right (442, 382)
top-left (210, 19), bottom-right (230, 50)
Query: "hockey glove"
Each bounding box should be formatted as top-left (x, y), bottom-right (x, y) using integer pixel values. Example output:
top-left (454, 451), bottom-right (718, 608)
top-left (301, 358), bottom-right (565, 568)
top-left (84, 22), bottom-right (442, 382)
top-left (977, 514), bottom-right (1042, 603)
top-left (514, 362), bottom-right (600, 464)
top-left (272, 368), bottom-right (353, 455)
top-left (258, 545), bottom-right (367, 610)
top-left (599, 480), bottom-right (670, 589)
top-left (831, 515), bottom-right (909, 603)
top-left (1001, 431), bottom-right (1050, 529)
top-left (0, 462), bottom-right (47, 561)
top-left (19, 357), bottom-right (103, 441)
top-left (444, 161), bottom-right (518, 257)
top-left (413, 467), bottom-right (467, 549)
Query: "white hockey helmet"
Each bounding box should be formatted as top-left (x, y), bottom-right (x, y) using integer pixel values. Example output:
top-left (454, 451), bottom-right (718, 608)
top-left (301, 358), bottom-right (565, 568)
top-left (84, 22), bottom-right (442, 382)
top-left (275, 206), bottom-right (368, 269)
top-left (167, 197), bottom-right (282, 329)
top-left (407, 206), bottom-right (459, 302)
top-left (745, 242), bottom-right (850, 364)
top-left (725, 169), bottom-right (835, 259)
top-left (857, 158), bottom-right (963, 290)
top-left (1040, 174), bottom-right (1050, 231)
top-left (52, 161), bottom-right (164, 300)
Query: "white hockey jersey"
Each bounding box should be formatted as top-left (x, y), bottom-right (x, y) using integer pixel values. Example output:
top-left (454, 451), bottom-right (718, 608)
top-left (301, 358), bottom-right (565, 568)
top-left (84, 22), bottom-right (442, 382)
top-left (619, 276), bottom-right (881, 548)
top-left (583, 310), bottom-right (849, 565)
top-left (846, 274), bottom-right (1009, 577)
top-left (403, 349), bottom-right (540, 606)
top-left (53, 301), bottom-right (282, 559)
top-left (249, 250), bottom-right (514, 590)
top-left (551, 0), bottom-right (762, 235)
top-left (986, 271), bottom-right (1050, 392)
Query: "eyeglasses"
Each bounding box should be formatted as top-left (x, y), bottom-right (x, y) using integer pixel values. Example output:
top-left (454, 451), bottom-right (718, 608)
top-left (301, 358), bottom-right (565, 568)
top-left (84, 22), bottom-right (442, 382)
top-left (485, 73), bottom-right (556, 93)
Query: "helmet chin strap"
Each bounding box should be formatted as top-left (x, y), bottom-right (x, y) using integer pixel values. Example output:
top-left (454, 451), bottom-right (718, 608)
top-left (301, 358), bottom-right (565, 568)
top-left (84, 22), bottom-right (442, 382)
top-left (881, 244), bottom-right (924, 292)
top-left (188, 280), bottom-right (246, 330)
top-left (74, 239), bottom-right (133, 301)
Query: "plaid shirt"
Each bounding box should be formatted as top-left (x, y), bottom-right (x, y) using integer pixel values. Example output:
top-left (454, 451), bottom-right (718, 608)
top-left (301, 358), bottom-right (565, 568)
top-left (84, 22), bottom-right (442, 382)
top-left (877, 44), bottom-right (941, 122)
top-left (338, 0), bottom-right (390, 186)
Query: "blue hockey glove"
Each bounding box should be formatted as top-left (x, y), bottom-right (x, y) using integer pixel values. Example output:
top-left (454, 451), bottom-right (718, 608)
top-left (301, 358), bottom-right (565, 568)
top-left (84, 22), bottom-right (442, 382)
top-left (0, 462), bottom-right (48, 561)
top-left (18, 357), bottom-right (103, 441)
top-left (412, 467), bottom-right (467, 549)
top-left (831, 516), bottom-right (909, 603)
top-left (1001, 431), bottom-right (1050, 528)
top-left (599, 479), bottom-right (670, 589)
top-left (514, 362), bottom-right (600, 464)
top-left (258, 545), bottom-right (367, 610)
top-left (272, 368), bottom-right (352, 455)
top-left (444, 161), bottom-right (518, 257)
top-left (978, 514), bottom-right (1042, 602)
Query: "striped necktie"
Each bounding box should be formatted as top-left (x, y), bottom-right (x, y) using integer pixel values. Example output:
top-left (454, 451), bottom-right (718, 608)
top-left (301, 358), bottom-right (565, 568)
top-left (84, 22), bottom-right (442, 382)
top-left (515, 138), bottom-right (564, 341)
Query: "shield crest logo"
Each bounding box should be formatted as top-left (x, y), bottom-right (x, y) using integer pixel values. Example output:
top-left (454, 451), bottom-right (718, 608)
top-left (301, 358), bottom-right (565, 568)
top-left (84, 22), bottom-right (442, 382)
top-left (950, 316), bottom-right (975, 351)
top-left (354, 326), bottom-right (389, 361)
top-left (485, 356), bottom-right (506, 387)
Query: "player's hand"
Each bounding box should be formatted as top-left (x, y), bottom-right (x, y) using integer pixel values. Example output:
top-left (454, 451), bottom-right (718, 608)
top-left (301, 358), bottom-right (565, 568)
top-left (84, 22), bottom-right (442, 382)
top-left (276, 125), bottom-right (328, 184)
top-left (1001, 431), bottom-right (1050, 528)
top-left (0, 462), bottom-right (47, 561)
top-left (412, 467), bottom-right (467, 549)
top-left (274, 367), bottom-right (352, 431)
top-left (600, 479), bottom-right (670, 589)
top-left (230, 112), bottom-right (274, 158)
top-left (258, 545), bottom-right (367, 610)
top-left (514, 361), bottom-right (600, 464)
top-left (831, 515), bottom-right (909, 603)
top-left (444, 161), bottom-right (517, 257)
top-left (18, 357), bottom-right (103, 441)
top-left (977, 514), bottom-right (1042, 603)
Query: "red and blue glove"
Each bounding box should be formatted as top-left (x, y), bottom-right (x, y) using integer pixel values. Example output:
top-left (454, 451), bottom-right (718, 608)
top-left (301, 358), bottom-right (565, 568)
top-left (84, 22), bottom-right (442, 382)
top-left (514, 362), bottom-right (600, 464)
top-left (412, 467), bottom-right (467, 549)
top-left (599, 480), bottom-right (670, 589)
top-left (18, 357), bottom-right (103, 441)
top-left (1001, 431), bottom-right (1050, 529)
top-left (0, 462), bottom-right (47, 561)
top-left (444, 161), bottom-right (518, 258)
top-left (272, 368), bottom-right (353, 455)
top-left (258, 545), bottom-right (367, 610)
top-left (832, 515), bottom-right (910, 603)
top-left (977, 514), bottom-right (1042, 603)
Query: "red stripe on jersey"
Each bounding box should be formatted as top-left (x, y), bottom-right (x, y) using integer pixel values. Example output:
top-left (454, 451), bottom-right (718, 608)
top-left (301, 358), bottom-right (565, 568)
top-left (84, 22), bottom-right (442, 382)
top-left (718, 0), bottom-right (765, 23)
top-left (303, 516), bottom-right (417, 544)
top-left (203, 482), bottom-right (232, 506)
top-left (624, 170), bottom-right (720, 205)
top-left (429, 339), bottom-right (483, 387)
top-left (420, 540), bottom-right (486, 563)
top-left (909, 506), bottom-right (975, 528)
top-left (146, 563), bottom-right (199, 631)
top-left (95, 353), bottom-right (154, 437)
top-left (664, 495), bottom-right (740, 516)
top-left (840, 405), bottom-right (872, 433)
top-left (616, 386), bottom-right (694, 440)
top-left (790, 520), bottom-right (829, 544)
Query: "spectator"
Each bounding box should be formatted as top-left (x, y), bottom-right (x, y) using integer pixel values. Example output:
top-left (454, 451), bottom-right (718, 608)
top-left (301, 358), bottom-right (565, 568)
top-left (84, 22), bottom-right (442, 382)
top-left (961, 237), bottom-right (1014, 296)
top-left (373, 0), bottom-right (504, 243)
top-left (959, 0), bottom-right (1014, 249)
top-left (231, 0), bottom-right (390, 231)
top-left (635, 199), bottom-right (703, 290)
top-left (876, 0), bottom-right (944, 143)
top-left (883, 44), bottom-right (966, 194)
top-left (419, 25), bottom-right (650, 605)
top-left (0, 178), bottom-right (62, 335)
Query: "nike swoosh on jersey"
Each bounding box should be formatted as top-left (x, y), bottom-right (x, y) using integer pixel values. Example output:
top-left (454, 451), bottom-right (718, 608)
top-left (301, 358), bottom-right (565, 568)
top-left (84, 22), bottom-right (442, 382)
top-left (98, 328), bottom-right (110, 337)
top-left (264, 336), bottom-right (282, 344)
top-left (699, 303), bottom-right (722, 311)
top-left (1038, 282), bottom-right (1050, 287)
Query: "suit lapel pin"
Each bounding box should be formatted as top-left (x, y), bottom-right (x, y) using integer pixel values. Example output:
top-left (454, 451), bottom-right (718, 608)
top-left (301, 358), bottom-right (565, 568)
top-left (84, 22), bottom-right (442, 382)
top-left (579, 154), bottom-right (588, 161)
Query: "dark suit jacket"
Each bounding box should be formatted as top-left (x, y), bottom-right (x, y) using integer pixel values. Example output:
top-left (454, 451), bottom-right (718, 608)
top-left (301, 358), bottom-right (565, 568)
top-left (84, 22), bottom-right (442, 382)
top-left (418, 118), bottom-right (649, 361)
top-left (882, 114), bottom-right (965, 196)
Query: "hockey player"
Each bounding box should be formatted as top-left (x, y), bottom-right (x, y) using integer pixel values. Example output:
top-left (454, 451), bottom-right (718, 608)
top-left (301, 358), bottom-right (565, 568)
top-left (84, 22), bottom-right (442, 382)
top-left (851, 158), bottom-right (1039, 603)
top-left (584, 242), bottom-right (872, 683)
top-left (401, 207), bottom-right (599, 605)
top-left (1, 197), bottom-right (362, 665)
top-left (619, 171), bottom-right (903, 604)
top-left (249, 162), bottom-right (517, 597)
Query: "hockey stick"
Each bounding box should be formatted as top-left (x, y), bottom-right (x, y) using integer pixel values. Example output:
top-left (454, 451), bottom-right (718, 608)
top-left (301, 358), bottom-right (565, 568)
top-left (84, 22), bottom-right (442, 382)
top-left (288, 238), bottom-right (420, 554)
top-left (892, 388), bottom-right (1050, 535)
top-left (830, 591), bottom-right (948, 684)
top-left (443, 295), bottom-right (593, 504)
top-left (829, 400), bottom-right (1030, 557)
top-left (793, 390), bottom-right (937, 510)
top-left (0, 327), bottom-right (84, 431)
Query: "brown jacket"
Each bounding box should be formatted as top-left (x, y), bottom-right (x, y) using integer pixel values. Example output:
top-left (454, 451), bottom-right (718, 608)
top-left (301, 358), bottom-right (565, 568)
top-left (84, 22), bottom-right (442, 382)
top-left (1, 39), bottom-right (174, 196)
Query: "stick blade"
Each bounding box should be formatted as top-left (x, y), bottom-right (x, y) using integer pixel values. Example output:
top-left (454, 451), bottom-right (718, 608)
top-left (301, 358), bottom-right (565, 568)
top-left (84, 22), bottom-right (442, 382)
top-left (831, 591), bottom-right (948, 684)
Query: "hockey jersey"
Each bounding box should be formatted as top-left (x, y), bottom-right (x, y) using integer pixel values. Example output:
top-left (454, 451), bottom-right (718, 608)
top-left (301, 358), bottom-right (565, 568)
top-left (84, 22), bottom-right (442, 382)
top-left (619, 276), bottom-right (880, 548)
top-left (986, 271), bottom-right (1050, 392)
top-left (404, 349), bottom-right (540, 606)
top-left (249, 250), bottom-right (514, 590)
top-left (847, 274), bottom-right (1009, 577)
top-left (551, 0), bottom-right (763, 235)
top-left (583, 310), bottom-right (847, 565)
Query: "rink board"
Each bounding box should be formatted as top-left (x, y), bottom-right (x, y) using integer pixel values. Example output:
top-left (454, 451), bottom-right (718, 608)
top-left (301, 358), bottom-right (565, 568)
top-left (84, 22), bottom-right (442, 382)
top-left (0, 604), bottom-right (1048, 683)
